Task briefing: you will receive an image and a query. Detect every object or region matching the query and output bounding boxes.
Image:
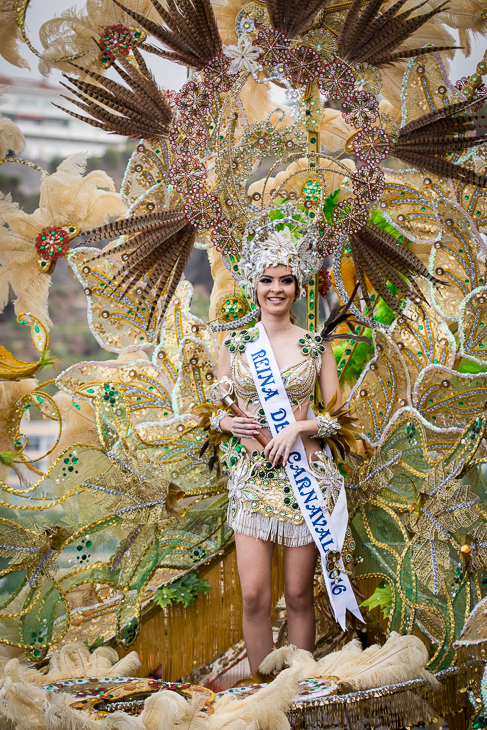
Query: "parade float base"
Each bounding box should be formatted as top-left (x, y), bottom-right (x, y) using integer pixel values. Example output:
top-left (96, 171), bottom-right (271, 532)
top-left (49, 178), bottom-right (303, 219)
top-left (2, 662), bottom-right (477, 730)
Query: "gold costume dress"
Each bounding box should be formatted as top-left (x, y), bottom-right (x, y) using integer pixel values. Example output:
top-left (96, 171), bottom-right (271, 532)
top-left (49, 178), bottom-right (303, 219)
top-left (220, 330), bottom-right (342, 547)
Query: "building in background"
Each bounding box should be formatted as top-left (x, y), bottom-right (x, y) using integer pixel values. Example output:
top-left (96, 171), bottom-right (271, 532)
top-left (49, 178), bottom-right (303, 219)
top-left (0, 75), bottom-right (126, 161)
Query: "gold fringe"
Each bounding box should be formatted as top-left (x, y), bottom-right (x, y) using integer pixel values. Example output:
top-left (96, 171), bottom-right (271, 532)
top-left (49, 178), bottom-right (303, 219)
top-left (288, 663), bottom-right (478, 730)
top-left (288, 682), bottom-right (436, 730)
top-left (118, 542), bottom-right (285, 678)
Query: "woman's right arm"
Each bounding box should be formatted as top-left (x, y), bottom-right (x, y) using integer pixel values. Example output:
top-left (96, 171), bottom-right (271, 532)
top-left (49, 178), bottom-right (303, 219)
top-left (217, 344), bottom-right (260, 438)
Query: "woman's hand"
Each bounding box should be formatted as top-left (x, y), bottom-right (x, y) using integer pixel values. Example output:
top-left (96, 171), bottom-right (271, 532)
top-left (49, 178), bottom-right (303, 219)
top-left (264, 422), bottom-right (302, 466)
top-left (221, 413), bottom-right (261, 439)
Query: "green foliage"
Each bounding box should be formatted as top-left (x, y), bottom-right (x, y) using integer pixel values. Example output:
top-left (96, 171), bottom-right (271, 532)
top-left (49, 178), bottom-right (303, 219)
top-left (322, 189), bottom-right (341, 223)
top-left (153, 572), bottom-right (212, 610)
top-left (457, 359), bottom-right (487, 374)
top-left (267, 190), bottom-right (342, 233)
top-left (0, 452), bottom-right (16, 467)
top-left (333, 296), bottom-right (397, 384)
top-left (334, 340), bottom-right (374, 385)
top-left (370, 208), bottom-right (406, 241)
top-left (360, 580), bottom-right (392, 618)
top-left (38, 350), bottom-right (62, 373)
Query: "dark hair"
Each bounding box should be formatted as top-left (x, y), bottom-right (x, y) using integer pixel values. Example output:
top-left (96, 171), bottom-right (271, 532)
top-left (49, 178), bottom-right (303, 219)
top-left (254, 274), bottom-right (299, 324)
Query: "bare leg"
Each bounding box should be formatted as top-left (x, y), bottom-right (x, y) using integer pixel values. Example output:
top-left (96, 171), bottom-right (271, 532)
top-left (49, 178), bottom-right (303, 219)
top-left (235, 532), bottom-right (275, 673)
top-left (284, 542), bottom-right (318, 652)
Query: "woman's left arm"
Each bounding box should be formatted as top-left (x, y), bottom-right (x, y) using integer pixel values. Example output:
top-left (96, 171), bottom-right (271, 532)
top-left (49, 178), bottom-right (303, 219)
top-left (264, 345), bottom-right (342, 466)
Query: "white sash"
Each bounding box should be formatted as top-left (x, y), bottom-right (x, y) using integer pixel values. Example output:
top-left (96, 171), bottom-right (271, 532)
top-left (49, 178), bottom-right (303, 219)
top-left (246, 322), bottom-right (363, 630)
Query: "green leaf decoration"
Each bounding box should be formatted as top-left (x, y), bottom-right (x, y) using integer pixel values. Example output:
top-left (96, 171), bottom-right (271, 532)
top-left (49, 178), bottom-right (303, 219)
top-left (360, 580), bottom-right (392, 619)
top-left (153, 572), bottom-right (212, 610)
top-left (0, 452), bottom-right (16, 467)
top-left (322, 189), bottom-right (341, 223)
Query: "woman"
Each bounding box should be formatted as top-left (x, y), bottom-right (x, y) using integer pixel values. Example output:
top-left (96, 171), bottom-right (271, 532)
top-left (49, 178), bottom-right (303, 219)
top-left (213, 229), bottom-right (344, 674)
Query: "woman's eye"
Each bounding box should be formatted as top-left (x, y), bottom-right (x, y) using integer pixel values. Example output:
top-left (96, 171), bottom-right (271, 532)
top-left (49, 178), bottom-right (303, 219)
top-left (281, 278), bottom-right (294, 284)
top-left (259, 278), bottom-right (272, 283)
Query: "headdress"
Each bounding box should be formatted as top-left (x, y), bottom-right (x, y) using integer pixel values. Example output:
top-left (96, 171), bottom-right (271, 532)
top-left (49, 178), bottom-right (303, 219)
top-left (235, 205), bottom-right (323, 302)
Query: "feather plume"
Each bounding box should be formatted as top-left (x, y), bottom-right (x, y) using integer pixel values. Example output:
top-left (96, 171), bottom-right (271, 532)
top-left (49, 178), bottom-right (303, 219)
top-left (320, 109), bottom-right (355, 154)
top-left (212, 647), bottom-right (307, 729)
top-left (194, 402), bottom-right (230, 477)
top-left (212, 0), bottom-right (247, 44)
top-left (314, 393), bottom-right (363, 461)
top-left (37, 0), bottom-right (160, 76)
top-left (319, 283), bottom-right (371, 345)
top-left (238, 79), bottom-right (274, 128)
top-left (56, 47), bottom-right (172, 141)
top-left (2, 642), bottom-right (140, 688)
top-left (81, 209), bottom-right (196, 328)
top-left (0, 0), bottom-right (29, 70)
top-left (0, 156), bottom-right (126, 329)
top-left (336, 632), bottom-right (440, 691)
top-left (392, 97), bottom-right (487, 186)
top-left (337, 0), bottom-right (458, 66)
top-left (141, 690), bottom-right (208, 730)
top-left (313, 638), bottom-right (366, 676)
top-left (1, 673), bottom-right (49, 729)
top-left (264, 0), bottom-right (324, 38)
top-left (0, 116), bottom-right (25, 159)
top-left (259, 646), bottom-right (318, 676)
top-left (347, 224), bottom-right (444, 315)
top-left (419, 0), bottom-right (487, 57)
top-left (112, 0), bottom-right (222, 70)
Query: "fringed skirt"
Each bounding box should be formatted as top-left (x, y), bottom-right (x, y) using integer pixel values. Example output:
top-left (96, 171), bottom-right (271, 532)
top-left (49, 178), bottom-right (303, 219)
top-left (224, 444), bottom-right (315, 547)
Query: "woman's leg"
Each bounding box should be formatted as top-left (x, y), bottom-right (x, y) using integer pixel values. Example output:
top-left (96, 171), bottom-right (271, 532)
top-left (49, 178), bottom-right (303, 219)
top-left (235, 532), bottom-right (275, 673)
top-left (284, 542), bottom-right (318, 652)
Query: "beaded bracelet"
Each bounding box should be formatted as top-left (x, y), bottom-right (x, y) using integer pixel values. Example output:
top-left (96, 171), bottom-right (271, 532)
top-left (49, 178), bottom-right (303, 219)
top-left (210, 409), bottom-right (230, 433)
top-left (312, 412), bottom-right (341, 439)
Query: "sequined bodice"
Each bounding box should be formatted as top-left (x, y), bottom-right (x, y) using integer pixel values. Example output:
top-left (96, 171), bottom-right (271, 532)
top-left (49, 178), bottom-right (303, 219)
top-left (231, 349), bottom-right (318, 409)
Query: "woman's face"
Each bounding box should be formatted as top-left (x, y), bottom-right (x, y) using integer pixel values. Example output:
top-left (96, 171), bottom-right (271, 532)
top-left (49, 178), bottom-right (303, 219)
top-left (256, 265), bottom-right (296, 315)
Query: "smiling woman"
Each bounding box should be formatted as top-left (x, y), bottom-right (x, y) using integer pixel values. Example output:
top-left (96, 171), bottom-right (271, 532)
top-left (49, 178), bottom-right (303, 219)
top-left (213, 229), bottom-right (361, 674)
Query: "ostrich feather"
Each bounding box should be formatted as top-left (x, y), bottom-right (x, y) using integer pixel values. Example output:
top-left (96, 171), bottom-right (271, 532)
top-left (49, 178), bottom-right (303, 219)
top-left (140, 690), bottom-right (208, 730)
top-left (211, 647), bottom-right (309, 730)
top-left (337, 632), bottom-right (440, 691)
top-left (320, 109), bottom-right (354, 154)
top-left (258, 646), bottom-right (318, 676)
top-left (0, 0), bottom-right (29, 70)
top-left (0, 117), bottom-right (25, 160)
top-left (212, 0), bottom-right (248, 44)
top-left (0, 156), bottom-right (126, 329)
top-left (37, 0), bottom-right (159, 76)
top-left (314, 638), bottom-right (369, 676)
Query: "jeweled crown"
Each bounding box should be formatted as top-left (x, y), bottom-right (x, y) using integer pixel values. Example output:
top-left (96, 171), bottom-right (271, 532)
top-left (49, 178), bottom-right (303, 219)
top-left (237, 213), bottom-right (323, 301)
